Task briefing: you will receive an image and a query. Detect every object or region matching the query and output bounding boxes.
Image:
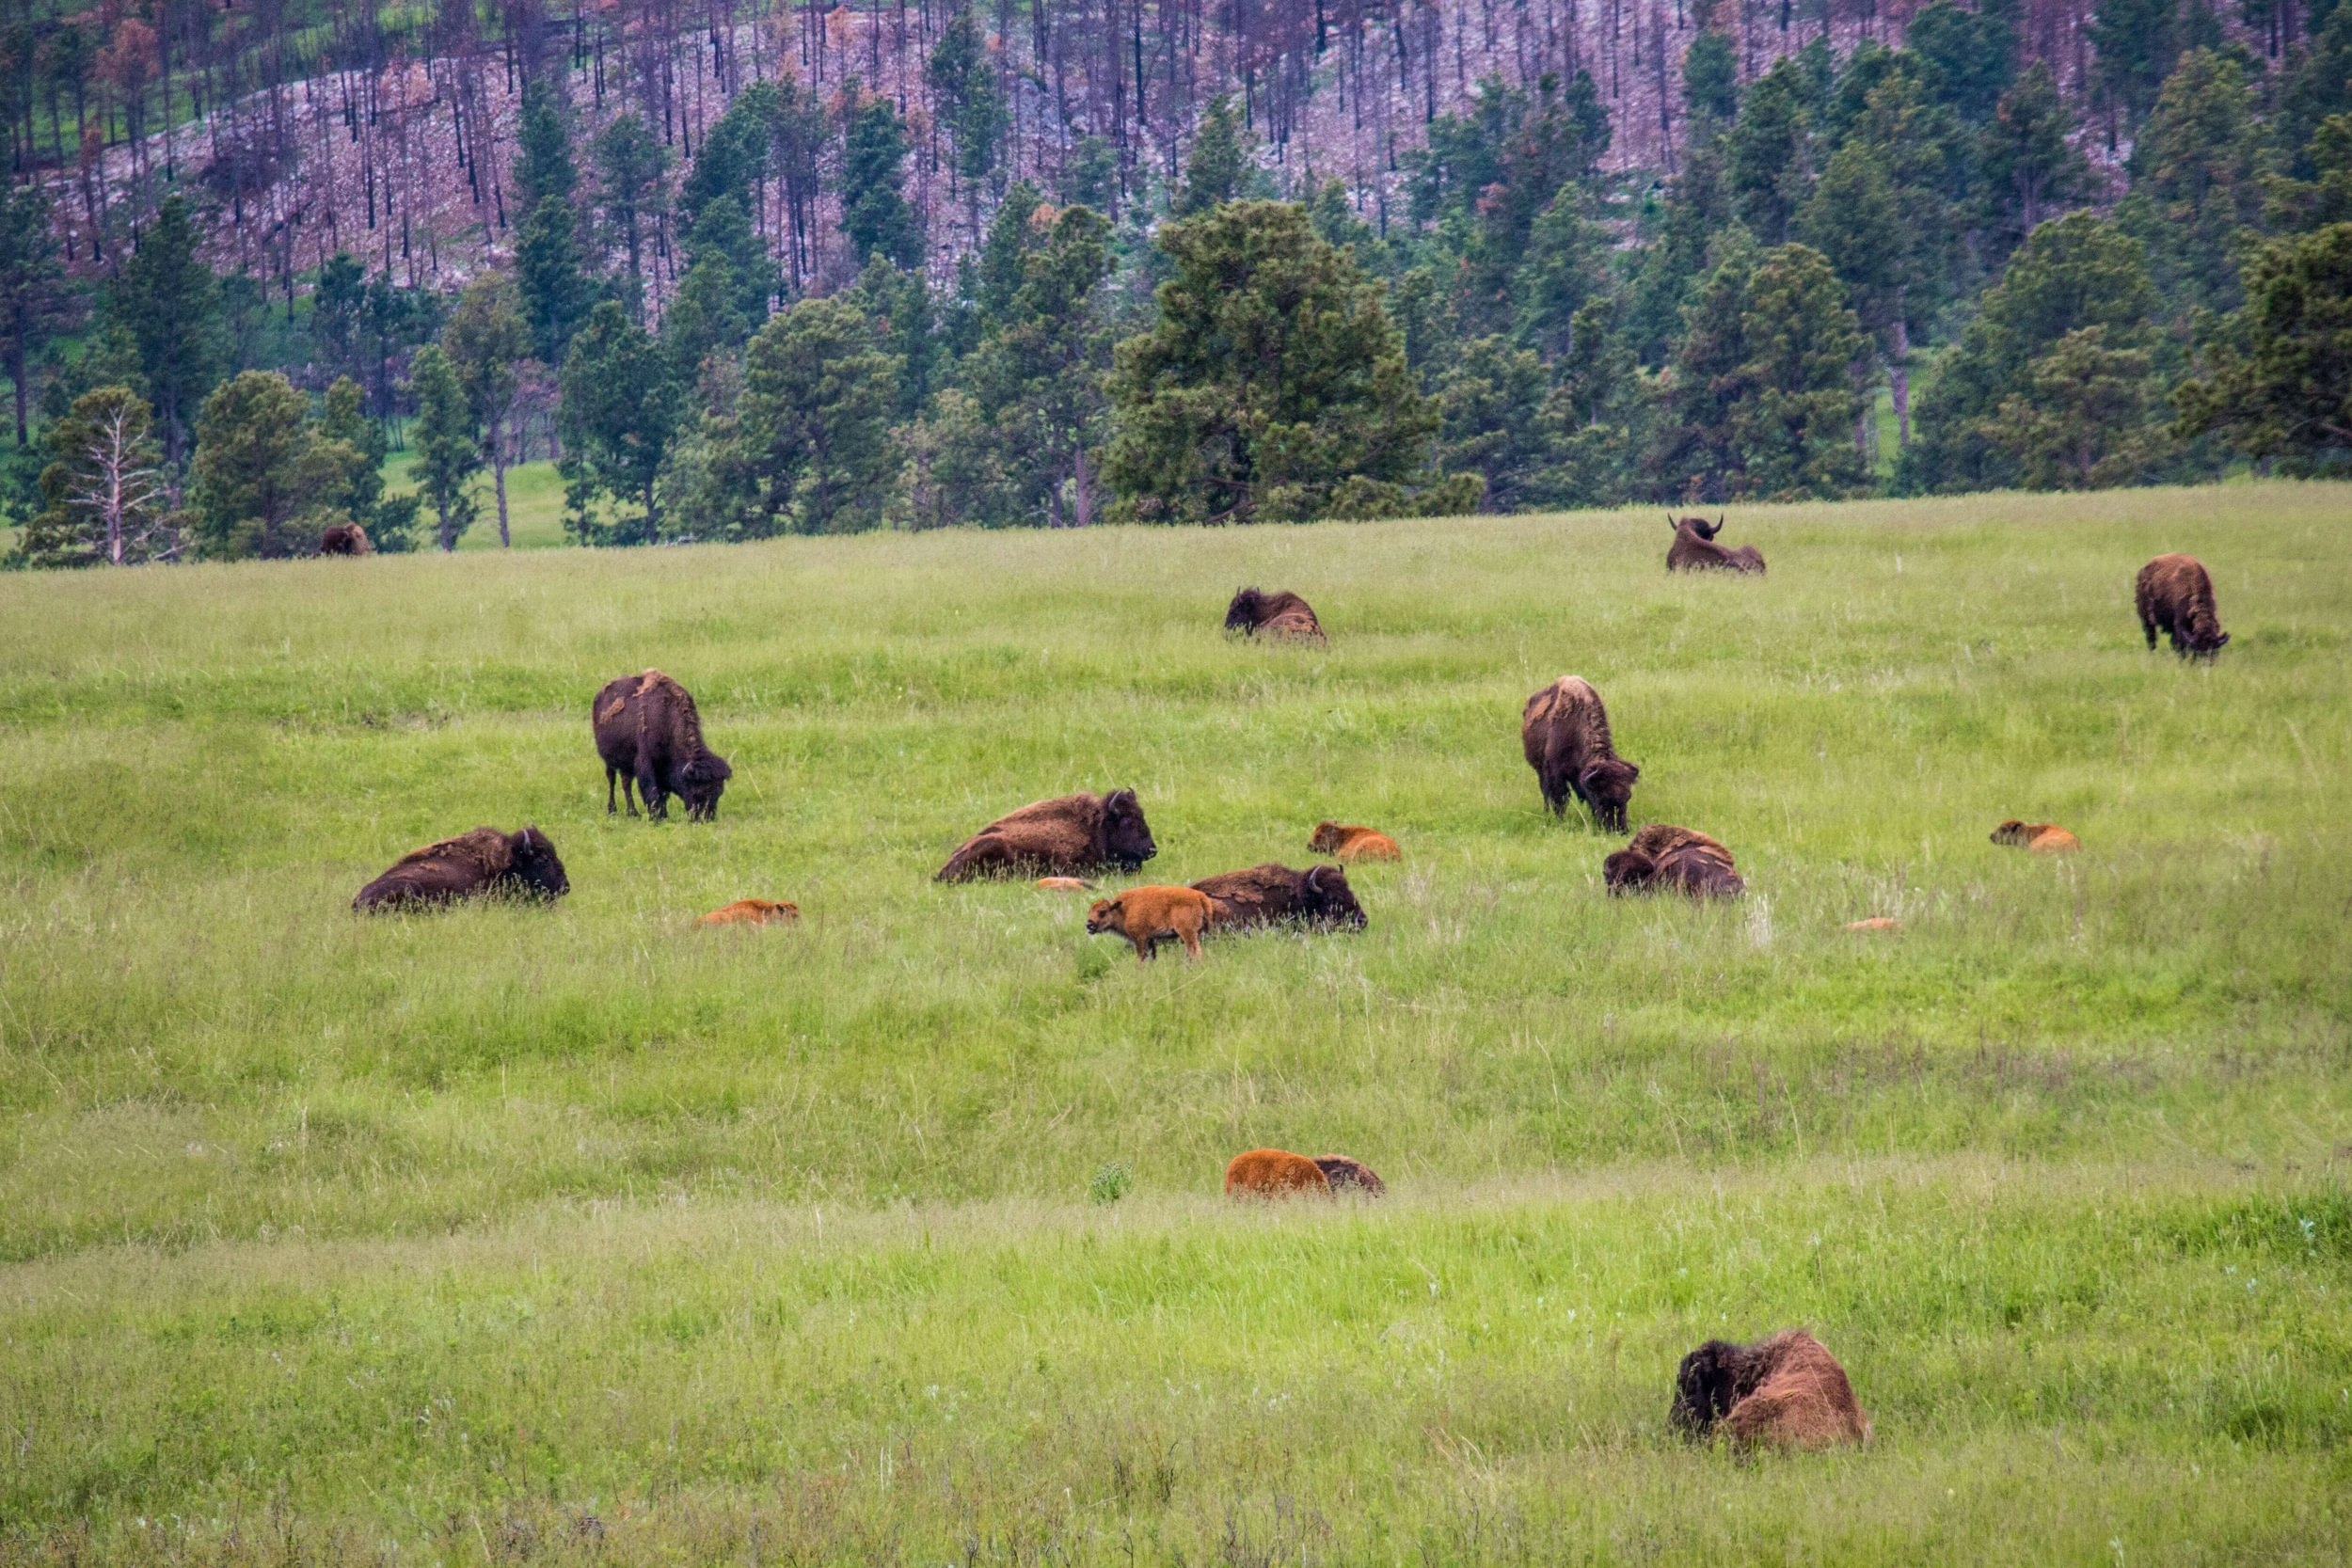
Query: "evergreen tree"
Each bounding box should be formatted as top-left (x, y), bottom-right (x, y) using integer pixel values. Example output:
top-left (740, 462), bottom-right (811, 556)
top-left (2090, 0), bottom-right (2213, 130)
top-left (852, 254), bottom-right (940, 422)
top-left (1104, 200), bottom-right (1442, 524)
top-left (559, 300), bottom-right (683, 544)
top-left (405, 345), bottom-right (481, 551)
top-left (729, 295), bottom-right (903, 534)
top-left (311, 251), bottom-right (368, 387)
top-left (661, 250), bottom-right (751, 385)
top-left (968, 203), bottom-right (1116, 525)
top-left (889, 388), bottom-right (1009, 529)
top-left (678, 83), bottom-right (776, 225)
top-left (1064, 135), bottom-right (1118, 214)
top-left (1533, 299), bottom-right (1645, 506)
top-left (1436, 337), bottom-right (1552, 510)
top-left (2264, 113), bottom-right (2352, 233)
top-left (595, 113), bottom-right (670, 311)
top-left (106, 194), bottom-right (220, 465)
top-left (20, 385), bottom-right (173, 567)
top-left (2175, 222), bottom-right (2352, 469)
top-left (1683, 31), bottom-right (1740, 134)
top-left (1628, 144), bottom-right (1731, 366)
top-left (0, 178), bottom-right (72, 449)
top-left (1174, 96), bottom-right (1251, 216)
top-left (359, 272), bottom-right (443, 422)
top-left (1730, 244), bottom-right (1870, 499)
top-left (317, 374), bottom-right (420, 552)
top-left (516, 196), bottom-right (596, 365)
top-left (682, 196), bottom-right (779, 332)
top-left (838, 84), bottom-right (922, 268)
top-left (189, 372), bottom-right (348, 558)
top-left (1980, 325), bottom-right (2170, 486)
top-left (514, 77), bottom-right (578, 213)
top-left (1980, 63), bottom-right (2092, 253)
top-left (1724, 58), bottom-right (1816, 245)
top-left (1905, 0), bottom-right (2018, 123)
top-left (2120, 50), bottom-right (2267, 318)
top-left (440, 276), bottom-right (531, 546)
top-left (927, 7), bottom-right (1009, 238)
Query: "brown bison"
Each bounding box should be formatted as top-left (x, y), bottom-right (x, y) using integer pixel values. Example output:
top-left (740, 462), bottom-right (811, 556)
top-left (1223, 1148), bottom-right (1332, 1198)
top-left (1670, 1330), bottom-right (1871, 1449)
top-left (1086, 886), bottom-right (1215, 961)
top-left (1189, 863), bottom-right (1368, 930)
top-left (1312, 1154), bottom-right (1386, 1196)
top-left (354, 825), bottom-right (569, 911)
top-left (936, 790), bottom-right (1157, 881)
top-left (1991, 819), bottom-right (2081, 855)
top-left (1666, 515), bottom-right (1765, 574)
top-left (1522, 676), bottom-right (1641, 832)
top-left (1308, 822), bottom-right (1401, 861)
top-left (1603, 824), bottom-right (1746, 898)
top-left (698, 898), bottom-right (799, 927)
top-left (593, 670), bottom-right (733, 821)
top-left (2136, 553), bottom-right (2229, 658)
top-left (318, 522), bottom-right (373, 556)
top-left (1225, 588), bottom-right (1327, 641)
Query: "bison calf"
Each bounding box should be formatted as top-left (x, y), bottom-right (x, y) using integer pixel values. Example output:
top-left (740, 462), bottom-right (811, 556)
top-left (2136, 553), bottom-right (2228, 658)
top-left (1311, 1154), bottom-right (1386, 1196)
top-left (1225, 587), bottom-right (1327, 641)
top-left (1603, 824), bottom-right (1745, 898)
top-left (1666, 515), bottom-right (1765, 574)
top-left (594, 670), bottom-right (734, 821)
top-left (1190, 863), bottom-right (1368, 931)
top-left (1522, 676), bottom-right (1640, 832)
top-left (1086, 886), bottom-right (1215, 962)
top-left (937, 790), bottom-right (1157, 881)
top-left (1224, 1149), bottom-right (1332, 1198)
top-left (1308, 822), bottom-right (1400, 861)
top-left (1670, 1330), bottom-right (1871, 1449)
top-left (354, 825), bottom-right (569, 911)
top-left (1991, 819), bottom-right (2081, 855)
top-left (698, 898), bottom-right (799, 927)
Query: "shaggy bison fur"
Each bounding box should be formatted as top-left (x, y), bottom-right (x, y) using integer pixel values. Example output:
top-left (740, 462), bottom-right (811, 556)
top-left (354, 825), bottom-right (569, 911)
top-left (1991, 819), bottom-right (2081, 855)
top-left (1311, 1154), bottom-right (1386, 1196)
top-left (1670, 1330), bottom-right (1871, 1449)
top-left (1666, 515), bottom-right (1766, 574)
top-left (1189, 863), bottom-right (1368, 930)
top-left (2136, 553), bottom-right (2228, 658)
top-left (698, 898), bottom-right (800, 927)
top-left (1308, 822), bottom-right (1401, 861)
top-left (936, 790), bottom-right (1157, 881)
top-left (1086, 886), bottom-right (1215, 961)
top-left (1522, 676), bottom-right (1641, 832)
top-left (594, 670), bottom-right (734, 821)
top-left (1223, 1148), bottom-right (1332, 1198)
top-left (318, 522), bottom-right (373, 556)
top-left (1603, 824), bottom-right (1746, 898)
top-left (1225, 588), bottom-right (1327, 641)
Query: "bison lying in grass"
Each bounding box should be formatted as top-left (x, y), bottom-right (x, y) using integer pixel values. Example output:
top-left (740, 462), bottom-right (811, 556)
top-left (594, 670), bottom-right (734, 821)
top-left (698, 898), bottom-right (800, 927)
top-left (1522, 676), bottom-right (1640, 832)
top-left (2136, 553), bottom-right (2229, 658)
top-left (1670, 1330), bottom-right (1870, 1449)
top-left (937, 790), bottom-right (1157, 881)
top-left (1308, 822), bottom-right (1400, 861)
top-left (1991, 819), bottom-right (2081, 854)
top-left (354, 826), bottom-right (569, 911)
top-left (1665, 515), bottom-right (1765, 574)
top-left (1604, 824), bottom-right (1745, 898)
top-left (1225, 588), bottom-right (1327, 641)
top-left (1190, 863), bottom-right (1367, 930)
top-left (1224, 1149), bottom-right (1331, 1198)
top-left (1312, 1154), bottom-right (1386, 1196)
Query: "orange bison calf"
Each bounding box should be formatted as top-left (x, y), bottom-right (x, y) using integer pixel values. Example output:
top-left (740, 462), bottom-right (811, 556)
top-left (1604, 824), bottom-right (1746, 898)
top-left (1991, 820), bottom-right (2081, 854)
top-left (1523, 676), bottom-right (1641, 832)
top-left (594, 670), bottom-right (734, 821)
top-left (1309, 822), bottom-right (1400, 861)
top-left (1671, 1330), bottom-right (1871, 1449)
top-left (1312, 1154), bottom-right (1386, 1196)
top-left (1224, 1149), bottom-right (1333, 1198)
top-left (1225, 587), bottom-right (1327, 641)
top-left (937, 790), bottom-right (1157, 881)
top-left (1087, 886), bottom-right (1215, 961)
top-left (2136, 553), bottom-right (2229, 658)
top-left (1190, 863), bottom-right (1368, 930)
top-left (354, 826), bottom-right (569, 911)
top-left (1666, 515), bottom-right (1765, 574)
top-left (698, 898), bottom-right (800, 927)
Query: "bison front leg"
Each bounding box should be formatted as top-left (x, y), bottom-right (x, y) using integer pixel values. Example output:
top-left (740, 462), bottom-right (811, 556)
top-left (1132, 933), bottom-right (1157, 962)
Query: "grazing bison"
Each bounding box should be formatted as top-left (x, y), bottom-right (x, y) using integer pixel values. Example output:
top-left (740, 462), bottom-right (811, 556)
top-left (1190, 863), bottom-right (1368, 930)
top-left (318, 522), bottom-right (373, 556)
top-left (936, 790), bottom-right (1157, 881)
top-left (1312, 1154), bottom-right (1386, 1196)
top-left (594, 671), bottom-right (733, 821)
top-left (1666, 515), bottom-right (1766, 574)
top-left (1308, 822), bottom-right (1401, 861)
top-left (354, 825), bottom-right (569, 911)
top-left (698, 898), bottom-right (799, 927)
top-left (1086, 886), bottom-right (1215, 961)
top-left (1225, 588), bottom-right (1327, 641)
top-left (1991, 819), bottom-right (2081, 855)
top-left (1670, 1330), bottom-right (1871, 1449)
top-left (2136, 553), bottom-right (2229, 658)
top-left (1603, 824), bottom-right (1746, 898)
top-left (1522, 676), bottom-right (1641, 832)
top-left (1224, 1149), bottom-right (1332, 1198)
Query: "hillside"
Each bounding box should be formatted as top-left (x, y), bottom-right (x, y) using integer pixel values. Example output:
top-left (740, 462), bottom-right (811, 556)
top-left (2, 487), bottom-right (2347, 1561)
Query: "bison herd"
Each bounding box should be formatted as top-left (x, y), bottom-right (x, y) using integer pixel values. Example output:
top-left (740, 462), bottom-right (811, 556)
top-left (339, 530), bottom-right (2233, 1449)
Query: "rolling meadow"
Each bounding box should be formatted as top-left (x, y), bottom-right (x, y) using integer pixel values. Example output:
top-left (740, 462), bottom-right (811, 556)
top-left (2, 484), bottom-right (2349, 1563)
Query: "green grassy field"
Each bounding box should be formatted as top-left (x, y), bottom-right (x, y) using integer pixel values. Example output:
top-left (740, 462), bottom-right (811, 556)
top-left (2, 486), bottom-right (2347, 1563)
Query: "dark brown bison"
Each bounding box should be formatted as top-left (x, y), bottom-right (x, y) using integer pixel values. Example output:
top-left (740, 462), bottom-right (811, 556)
top-left (1225, 588), bottom-right (1327, 641)
top-left (1670, 1330), bottom-right (1871, 1449)
top-left (936, 790), bottom-right (1157, 881)
top-left (1189, 863), bottom-right (1368, 930)
top-left (353, 825), bottom-right (569, 911)
top-left (1312, 1154), bottom-right (1386, 1196)
top-left (593, 670), bottom-right (733, 821)
top-left (318, 522), bottom-right (373, 556)
top-left (1603, 824), bottom-right (1745, 898)
top-left (2136, 553), bottom-right (2229, 658)
top-left (1224, 1149), bottom-right (1332, 1198)
top-left (1522, 676), bottom-right (1640, 832)
top-left (1666, 515), bottom-right (1765, 574)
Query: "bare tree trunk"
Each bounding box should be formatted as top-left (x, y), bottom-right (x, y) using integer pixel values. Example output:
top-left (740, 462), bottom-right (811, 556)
top-left (1889, 309), bottom-right (1911, 448)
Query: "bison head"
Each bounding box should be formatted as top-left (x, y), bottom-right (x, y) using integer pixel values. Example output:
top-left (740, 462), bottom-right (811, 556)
top-left (1579, 758), bottom-right (1641, 834)
top-left (1084, 897), bottom-right (1120, 935)
top-left (1100, 788), bottom-right (1156, 869)
top-left (505, 826), bottom-right (571, 900)
top-left (1670, 1341), bottom-right (1740, 1436)
top-left (679, 752), bottom-right (733, 821)
top-left (2187, 622), bottom-right (2230, 658)
top-left (1307, 821), bottom-right (1344, 854)
top-left (1301, 864), bottom-right (1369, 929)
top-left (1224, 588), bottom-right (1267, 632)
top-left (1990, 819), bottom-right (2030, 847)
top-left (1602, 847), bottom-right (1658, 894)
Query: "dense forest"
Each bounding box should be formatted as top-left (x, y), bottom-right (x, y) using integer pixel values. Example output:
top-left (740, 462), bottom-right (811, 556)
top-left (2, 0), bottom-right (2349, 559)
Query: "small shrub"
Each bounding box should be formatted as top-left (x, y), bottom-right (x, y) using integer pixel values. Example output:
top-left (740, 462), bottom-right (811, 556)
top-left (1089, 1162), bottom-right (1134, 1206)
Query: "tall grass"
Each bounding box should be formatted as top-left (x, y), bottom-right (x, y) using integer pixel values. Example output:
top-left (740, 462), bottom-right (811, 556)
top-left (1, 484), bottom-right (2347, 1561)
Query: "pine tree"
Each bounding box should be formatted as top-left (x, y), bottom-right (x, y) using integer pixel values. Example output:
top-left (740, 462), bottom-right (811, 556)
top-left (440, 277), bottom-right (531, 546)
top-left (311, 252), bottom-right (368, 387)
top-left (1980, 325), bottom-right (2169, 487)
top-left (731, 295), bottom-right (904, 534)
top-left (1724, 58), bottom-right (1816, 245)
top-left (2120, 50), bottom-right (2267, 319)
top-left (595, 114), bottom-right (669, 312)
top-left (682, 197), bottom-right (779, 333)
top-left (1628, 142), bottom-right (1731, 366)
top-left (1905, 0), bottom-right (2018, 124)
top-left (2174, 222), bottom-right (2352, 469)
top-left (968, 204), bottom-right (1116, 525)
top-left (679, 84), bottom-right (775, 225)
top-left (106, 194), bottom-right (220, 465)
top-left (559, 301), bottom-right (684, 544)
top-left (1981, 64), bottom-right (2091, 254)
top-left (1533, 298), bottom-right (1645, 506)
top-left (317, 374), bottom-right (420, 552)
top-left (405, 346), bottom-right (481, 551)
top-left (838, 84), bottom-right (922, 269)
top-left (514, 78), bottom-right (578, 213)
top-left (1436, 337), bottom-right (1551, 510)
top-left (852, 254), bottom-right (940, 422)
top-left (1730, 244), bottom-right (1869, 499)
top-left (516, 196), bottom-right (596, 366)
top-left (1682, 31), bottom-right (1740, 134)
top-left (927, 7), bottom-right (1009, 239)
top-left (0, 178), bottom-right (72, 449)
top-left (20, 385), bottom-right (173, 567)
top-left (1174, 96), bottom-right (1250, 216)
top-left (189, 372), bottom-right (344, 559)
